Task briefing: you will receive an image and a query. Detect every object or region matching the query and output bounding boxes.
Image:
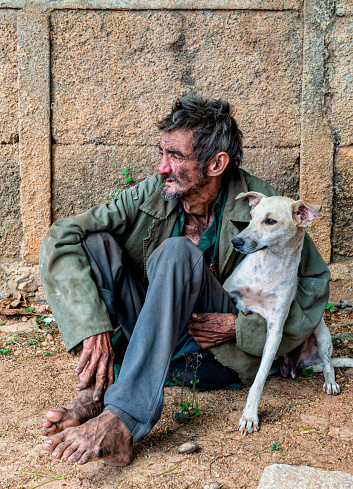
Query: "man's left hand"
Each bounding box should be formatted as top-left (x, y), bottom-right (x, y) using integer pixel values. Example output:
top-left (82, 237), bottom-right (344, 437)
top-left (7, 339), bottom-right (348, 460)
top-left (188, 312), bottom-right (237, 349)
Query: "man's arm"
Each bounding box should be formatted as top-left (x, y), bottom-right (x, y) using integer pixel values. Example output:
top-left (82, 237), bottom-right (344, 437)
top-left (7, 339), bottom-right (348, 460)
top-left (39, 194), bottom-right (132, 400)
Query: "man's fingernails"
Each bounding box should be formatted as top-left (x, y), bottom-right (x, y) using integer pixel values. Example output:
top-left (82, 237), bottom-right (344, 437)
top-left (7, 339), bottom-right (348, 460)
top-left (93, 395), bottom-right (99, 401)
top-left (192, 313), bottom-right (197, 318)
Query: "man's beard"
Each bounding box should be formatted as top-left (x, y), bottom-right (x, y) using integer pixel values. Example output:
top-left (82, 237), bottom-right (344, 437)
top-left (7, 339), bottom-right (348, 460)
top-left (161, 170), bottom-right (206, 202)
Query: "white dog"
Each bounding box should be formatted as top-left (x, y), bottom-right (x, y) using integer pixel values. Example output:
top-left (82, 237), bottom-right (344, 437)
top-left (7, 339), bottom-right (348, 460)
top-left (223, 192), bottom-right (353, 435)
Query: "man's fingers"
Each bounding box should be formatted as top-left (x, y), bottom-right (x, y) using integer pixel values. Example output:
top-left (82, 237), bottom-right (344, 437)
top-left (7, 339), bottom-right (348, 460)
top-left (75, 349), bottom-right (92, 375)
top-left (93, 374), bottom-right (106, 401)
top-left (107, 356), bottom-right (115, 389)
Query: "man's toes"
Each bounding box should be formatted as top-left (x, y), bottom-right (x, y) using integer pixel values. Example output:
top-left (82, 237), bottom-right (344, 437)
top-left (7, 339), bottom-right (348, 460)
top-left (46, 407), bottom-right (68, 423)
top-left (60, 444), bottom-right (81, 462)
top-left (52, 441), bottom-right (73, 460)
top-left (77, 450), bottom-right (96, 465)
top-left (42, 433), bottom-right (65, 453)
top-left (67, 447), bottom-right (87, 463)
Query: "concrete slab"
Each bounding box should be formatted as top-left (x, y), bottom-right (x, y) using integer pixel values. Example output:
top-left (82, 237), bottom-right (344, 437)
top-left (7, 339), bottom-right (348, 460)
top-left (257, 464), bottom-right (353, 489)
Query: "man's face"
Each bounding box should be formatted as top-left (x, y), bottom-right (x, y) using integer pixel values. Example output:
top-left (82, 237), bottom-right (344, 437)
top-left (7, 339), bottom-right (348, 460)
top-left (157, 129), bottom-right (205, 201)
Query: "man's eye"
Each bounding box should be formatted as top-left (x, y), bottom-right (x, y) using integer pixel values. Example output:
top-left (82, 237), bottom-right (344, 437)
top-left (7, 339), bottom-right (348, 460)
top-left (265, 218), bottom-right (277, 225)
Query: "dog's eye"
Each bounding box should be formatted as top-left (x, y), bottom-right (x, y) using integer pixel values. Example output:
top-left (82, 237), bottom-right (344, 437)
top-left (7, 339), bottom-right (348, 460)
top-left (265, 218), bottom-right (277, 225)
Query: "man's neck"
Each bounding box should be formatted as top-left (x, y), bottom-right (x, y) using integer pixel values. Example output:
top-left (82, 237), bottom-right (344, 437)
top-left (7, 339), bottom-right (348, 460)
top-left (180, 175), bottom-right (222, 221)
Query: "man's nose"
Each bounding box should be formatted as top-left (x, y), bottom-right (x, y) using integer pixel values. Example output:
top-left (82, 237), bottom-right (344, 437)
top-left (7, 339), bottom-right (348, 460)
top-left (157, 154), bottom-right (172, 175)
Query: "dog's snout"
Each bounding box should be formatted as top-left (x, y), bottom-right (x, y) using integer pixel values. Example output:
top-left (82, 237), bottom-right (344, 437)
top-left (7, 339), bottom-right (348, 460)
top-left (232, 237), bottom-right (245, 250)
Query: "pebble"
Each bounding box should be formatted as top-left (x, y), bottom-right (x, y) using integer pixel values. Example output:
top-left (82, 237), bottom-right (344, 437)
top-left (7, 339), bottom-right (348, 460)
top-left (202, 483), bottom-right (223, 489)
top-left (176, 441), bottom-right (199, 454)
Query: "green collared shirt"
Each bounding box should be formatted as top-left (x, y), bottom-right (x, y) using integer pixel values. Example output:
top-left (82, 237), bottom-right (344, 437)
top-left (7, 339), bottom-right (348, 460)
top-left (171, 182), bottom-right (228, 276)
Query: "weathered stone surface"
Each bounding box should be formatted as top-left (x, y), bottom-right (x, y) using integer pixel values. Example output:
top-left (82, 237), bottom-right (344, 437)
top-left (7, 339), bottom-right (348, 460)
top-left (0, 144), bottom-right (22, 260)
top-left (0, 11), bottom-right (18, 144)
top-left (257, 464), bottom-right (353, 489)
top-left (52, 144), bottom-right (159, 220)
top-left (332, 146), bottom-right (353, 258)
top-left (299, 0), bottom-right (334, 264)
top-left (18, 12), bottom-right (51, 263)
top-left (336, 1), bottom-right (353, 16)
top-left (241, 147), bottom-right (300, 199)
top-left (327, 17), bottom-right (353, 147)
top-left (0, 0), bottom-right (301, 10)
top-left (51, 10), bottom-right (302, 149)
top-left (329, 260), bottom-right (353, 303)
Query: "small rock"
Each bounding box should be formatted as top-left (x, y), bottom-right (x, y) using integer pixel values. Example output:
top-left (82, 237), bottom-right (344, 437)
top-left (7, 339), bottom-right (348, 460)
top-left (18, 281), bottom-right (38, 293)
top-left (35, 305), bottom-right (48, 314)
top-left (176, 441), bottom-right (199, 454)
top-left (202, 483), bottom-right (222, 489)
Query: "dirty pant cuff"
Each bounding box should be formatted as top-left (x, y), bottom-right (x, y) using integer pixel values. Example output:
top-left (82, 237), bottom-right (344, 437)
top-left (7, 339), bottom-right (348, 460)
top-left (104, 404), bottom-right (142, 441)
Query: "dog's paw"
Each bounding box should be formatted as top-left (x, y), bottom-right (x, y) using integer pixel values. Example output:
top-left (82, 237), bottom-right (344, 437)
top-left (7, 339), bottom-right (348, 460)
top-left (323, 381), bottom-right (340, 395)
top-left (238, 412), bottom-right (259, 435)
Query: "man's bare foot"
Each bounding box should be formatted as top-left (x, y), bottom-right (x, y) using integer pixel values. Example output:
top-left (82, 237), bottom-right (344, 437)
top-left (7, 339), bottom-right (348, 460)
top-left (42, 410), bottom-right (133, 466)
top-left (40, 384), bottom-right (103, 436)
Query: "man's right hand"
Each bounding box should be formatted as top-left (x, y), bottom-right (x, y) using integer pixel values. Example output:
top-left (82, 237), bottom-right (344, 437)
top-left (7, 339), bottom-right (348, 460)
top-left (75, 331), bottom-right (115, 401)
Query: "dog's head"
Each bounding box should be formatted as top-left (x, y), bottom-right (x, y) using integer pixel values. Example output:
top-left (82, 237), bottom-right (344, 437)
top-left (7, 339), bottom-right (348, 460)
top-left (232, 192), bottom-right (321, 254)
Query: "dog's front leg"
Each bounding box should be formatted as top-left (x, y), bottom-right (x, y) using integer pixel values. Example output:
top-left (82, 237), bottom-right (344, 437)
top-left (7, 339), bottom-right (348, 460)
top-left (239, 321), bottom-right (284, 435)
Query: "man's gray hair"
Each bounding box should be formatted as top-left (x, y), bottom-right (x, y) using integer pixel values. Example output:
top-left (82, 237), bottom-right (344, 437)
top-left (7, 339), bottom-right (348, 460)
top-left (157, 96), bottom-right (243, 169)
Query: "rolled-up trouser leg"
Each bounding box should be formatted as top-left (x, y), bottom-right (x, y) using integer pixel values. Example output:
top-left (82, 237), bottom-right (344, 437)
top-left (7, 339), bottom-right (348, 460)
top-left (102, 237), bottom-right (237, 441)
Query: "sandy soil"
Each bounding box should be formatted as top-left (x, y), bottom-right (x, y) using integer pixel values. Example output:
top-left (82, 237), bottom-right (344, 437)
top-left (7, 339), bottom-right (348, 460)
top-left (1, 307), bottom-right (352, 489)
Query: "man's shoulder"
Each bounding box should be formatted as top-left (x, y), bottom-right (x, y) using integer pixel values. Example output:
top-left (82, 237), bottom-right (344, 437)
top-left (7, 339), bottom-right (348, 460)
top-left (238, 168), bottom-right (280, 197)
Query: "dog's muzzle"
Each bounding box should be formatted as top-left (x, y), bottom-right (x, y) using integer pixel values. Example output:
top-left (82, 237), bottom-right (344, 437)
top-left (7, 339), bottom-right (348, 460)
top-left (232, 237), bottom-right (245, 251)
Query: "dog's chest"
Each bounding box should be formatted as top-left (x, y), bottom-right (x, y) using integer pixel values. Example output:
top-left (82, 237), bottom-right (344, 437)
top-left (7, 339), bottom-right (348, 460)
top-left (223, 254), bottom-right (292, 319)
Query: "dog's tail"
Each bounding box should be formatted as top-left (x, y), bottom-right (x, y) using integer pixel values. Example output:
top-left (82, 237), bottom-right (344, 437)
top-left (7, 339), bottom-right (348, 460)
top-left (311, 357), bottom-right (353, 372)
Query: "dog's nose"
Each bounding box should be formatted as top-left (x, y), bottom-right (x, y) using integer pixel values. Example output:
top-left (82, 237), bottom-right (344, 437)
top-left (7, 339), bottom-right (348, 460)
top-left (232, 237), bottom-right (245, 250)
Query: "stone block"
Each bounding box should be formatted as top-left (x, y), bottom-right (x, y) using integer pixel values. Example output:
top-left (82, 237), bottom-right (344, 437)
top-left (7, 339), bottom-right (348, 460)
top-left (332, 146), bottom-right (353, 259)
top-left (257, 464), bottom-right (353, 489)
top-left (0, 144), bottom-right (22, 260)
top-left (0, 11), bottom-right (18, 144)
top-left (52, 143), bottom-right (160, 220)
top-left (327, 17), bottom-right (353, 147)
top-left (241, 147), bottom-right (300, 199)
top-left (51, 10), bottom-right (302, 149)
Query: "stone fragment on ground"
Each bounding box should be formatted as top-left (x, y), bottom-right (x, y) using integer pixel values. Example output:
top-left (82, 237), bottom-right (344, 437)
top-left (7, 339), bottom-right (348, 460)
top-left (257, 464), bottom-right (353, 488)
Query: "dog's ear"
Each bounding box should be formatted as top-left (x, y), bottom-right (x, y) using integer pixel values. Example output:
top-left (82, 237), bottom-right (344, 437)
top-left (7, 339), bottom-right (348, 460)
top-left (291, 200), bottom-right (321, 227)
top-left (235, 192), bottom-right (266, 209)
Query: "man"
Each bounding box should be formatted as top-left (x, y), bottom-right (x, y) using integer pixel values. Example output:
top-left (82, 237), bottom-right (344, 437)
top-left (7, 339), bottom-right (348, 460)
top-left (39, 96), bottom-right (329, 466)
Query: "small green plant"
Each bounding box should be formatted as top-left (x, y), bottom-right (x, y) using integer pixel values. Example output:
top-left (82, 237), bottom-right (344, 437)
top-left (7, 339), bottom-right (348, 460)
top-left (302, 367), bottom-right (315, 377)
top-left (43, 351), bottom-right (52, 357)
top-left (25, 308), bottom-right (35, 313)
top-left (325, 304), bottom-right (335, 311)
top-left (175, 352), bottom-right (202, 417)
top-left (0, 321), bottom-right (5, 326)
top-left (0, 349), bottom-right (11, 355)
top-left (26, 340), bottom-right (36, 345)
top-left (270, 441), bottom-right (282, 452)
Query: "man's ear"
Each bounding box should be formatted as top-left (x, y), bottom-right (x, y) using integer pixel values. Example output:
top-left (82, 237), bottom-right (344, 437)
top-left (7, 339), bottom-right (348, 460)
top-left (235, 191), bottom-right (266, 209)
top-left (205, 152), bottom-right (229, 177)
top-left (291, 200), bottom-right (321, 227)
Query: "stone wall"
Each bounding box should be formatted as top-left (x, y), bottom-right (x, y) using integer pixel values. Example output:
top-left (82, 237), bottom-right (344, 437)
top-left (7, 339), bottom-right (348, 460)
top-left (0, 0), bottom-right (353, 302)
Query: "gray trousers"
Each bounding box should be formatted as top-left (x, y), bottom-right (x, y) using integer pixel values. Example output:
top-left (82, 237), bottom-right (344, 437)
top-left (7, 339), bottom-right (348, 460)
top-left (82, 233), bottom-right (240, 441)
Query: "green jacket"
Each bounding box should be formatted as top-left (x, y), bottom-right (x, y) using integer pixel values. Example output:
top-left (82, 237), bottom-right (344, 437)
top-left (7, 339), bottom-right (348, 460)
top-left (39, 168), bottom-right (330, 383)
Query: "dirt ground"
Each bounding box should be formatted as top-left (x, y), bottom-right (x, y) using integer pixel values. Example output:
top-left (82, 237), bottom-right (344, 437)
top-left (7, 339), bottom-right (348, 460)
top-left (1, 306), bottom-right (353, 489)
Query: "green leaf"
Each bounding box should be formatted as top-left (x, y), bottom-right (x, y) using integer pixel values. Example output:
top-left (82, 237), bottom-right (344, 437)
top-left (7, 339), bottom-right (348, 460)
top-left (302, 367), bottom-right (315, 377)
top-left (195, 410), bottom-right (201, 416)
top-left (125, 177), bottom-right (132, 183)
top-left (0, 349), bottom-right (11, 355)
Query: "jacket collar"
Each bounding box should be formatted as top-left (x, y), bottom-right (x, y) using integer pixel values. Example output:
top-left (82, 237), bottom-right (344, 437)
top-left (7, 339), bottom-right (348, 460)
top-left (139, 176), bottom-right (179, 219)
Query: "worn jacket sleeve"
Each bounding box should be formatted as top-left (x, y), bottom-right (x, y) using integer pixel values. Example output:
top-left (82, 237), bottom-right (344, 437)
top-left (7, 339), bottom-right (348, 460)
top-left (233, 233), bottom-right (330, 357)
top-left (39, 192), bottom-right (133, 352)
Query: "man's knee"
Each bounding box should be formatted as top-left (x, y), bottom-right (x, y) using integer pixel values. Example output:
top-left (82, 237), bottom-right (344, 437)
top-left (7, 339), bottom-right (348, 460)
top-left (147, 237), bottom-right (203, 272)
